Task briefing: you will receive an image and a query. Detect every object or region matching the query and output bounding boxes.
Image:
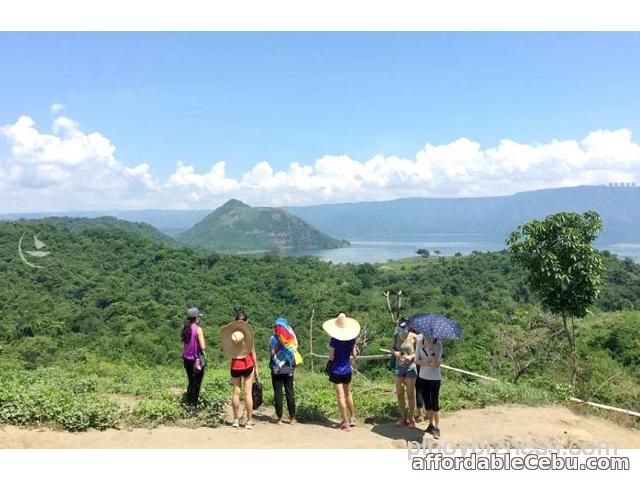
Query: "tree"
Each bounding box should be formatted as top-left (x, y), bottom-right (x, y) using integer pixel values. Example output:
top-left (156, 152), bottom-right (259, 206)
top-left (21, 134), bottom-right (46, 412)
top-left (496, 308), bottom-right (560, 383)
top-left (506, 211), bottom-right (605, 384)
top-left (416, 248), bottom-right (430, 258)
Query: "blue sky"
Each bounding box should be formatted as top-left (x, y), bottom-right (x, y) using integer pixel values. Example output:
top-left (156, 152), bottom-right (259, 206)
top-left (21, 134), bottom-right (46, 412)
top-left (1, 32), bottom-right (640, 211)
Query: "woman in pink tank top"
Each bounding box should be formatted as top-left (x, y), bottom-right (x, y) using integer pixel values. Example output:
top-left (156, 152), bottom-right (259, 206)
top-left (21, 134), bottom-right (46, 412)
top-left (181, 307), bottom-right (206, 410)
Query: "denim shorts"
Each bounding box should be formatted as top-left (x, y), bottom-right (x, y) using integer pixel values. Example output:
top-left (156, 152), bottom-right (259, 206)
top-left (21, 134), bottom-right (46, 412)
top-left (394, 367), bottom-right (418, 379)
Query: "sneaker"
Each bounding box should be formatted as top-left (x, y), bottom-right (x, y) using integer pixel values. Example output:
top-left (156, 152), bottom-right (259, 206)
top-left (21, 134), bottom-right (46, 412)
top-left (231, 419), bottom-right (240, 428)
top-left (289, 418), bottom-right (297, 425)
top-left (426, 423), bottom-right (435, 434)
top-left (432, 427), bottom-right (441, 439)
top-left (245, 420), bottom-right (255, 430)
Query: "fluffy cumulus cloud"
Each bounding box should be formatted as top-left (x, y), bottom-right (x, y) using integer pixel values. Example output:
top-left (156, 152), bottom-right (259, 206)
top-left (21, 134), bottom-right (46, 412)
top-left (0, 111), bottom-right (160, 211)
top-left (1, 107), bottom-right (640, 212)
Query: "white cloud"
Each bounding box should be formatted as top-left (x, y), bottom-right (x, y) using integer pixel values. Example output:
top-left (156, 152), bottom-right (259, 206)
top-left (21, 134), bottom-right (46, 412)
top-left (168, 161), bottom-right (239, 193)
top-left (0, 111), bottom-right (161, 211)
top-left (50, 103), bottom-right (65, 115)
top-left (1, 108), bottom-right (640, 212)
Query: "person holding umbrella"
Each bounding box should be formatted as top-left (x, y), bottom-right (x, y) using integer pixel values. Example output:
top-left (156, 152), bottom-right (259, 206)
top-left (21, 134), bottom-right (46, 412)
top-left (323, 312), bottom-right (360, 432)
top-left (415, 335), bottom-right (443, 439)
top-left (408, 313), bottom-right (462, 440)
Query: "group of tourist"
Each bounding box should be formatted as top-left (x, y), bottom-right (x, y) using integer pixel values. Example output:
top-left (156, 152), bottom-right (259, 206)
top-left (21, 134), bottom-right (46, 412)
top-left (180, 307), bottom-right (442, 438)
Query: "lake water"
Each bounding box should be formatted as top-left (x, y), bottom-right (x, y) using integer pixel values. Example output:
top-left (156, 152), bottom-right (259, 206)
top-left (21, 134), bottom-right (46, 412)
top-left (283, 234), bottom-right (640, 264)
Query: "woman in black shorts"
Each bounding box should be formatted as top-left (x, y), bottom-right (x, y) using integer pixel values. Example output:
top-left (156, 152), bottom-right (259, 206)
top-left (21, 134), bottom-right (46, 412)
top-left (220, 311), bottom-right (259, 429)
top-left (415, 336), bottom-right (443, 439)
top-left (323, 313), bottom-right (361, 432)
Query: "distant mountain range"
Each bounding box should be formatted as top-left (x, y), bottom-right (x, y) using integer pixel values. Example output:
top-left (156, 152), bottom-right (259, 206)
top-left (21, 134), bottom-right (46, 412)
top-left (178, 199), bottom-right (349, 252)
top-left (13, 216), bottom-right (179, 246)
top-left (288, 186), bottom-right (640, 244)
top-left (2, 186), bottom-right (639, 246)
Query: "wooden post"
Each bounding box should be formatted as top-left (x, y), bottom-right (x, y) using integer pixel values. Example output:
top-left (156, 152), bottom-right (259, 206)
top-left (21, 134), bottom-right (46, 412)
top-left (383, 291), bottom-right (396, 324)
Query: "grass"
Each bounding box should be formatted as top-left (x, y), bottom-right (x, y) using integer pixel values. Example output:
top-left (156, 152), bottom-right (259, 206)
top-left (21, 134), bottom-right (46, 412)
top-left (0, 358), bottom-right (572, 432)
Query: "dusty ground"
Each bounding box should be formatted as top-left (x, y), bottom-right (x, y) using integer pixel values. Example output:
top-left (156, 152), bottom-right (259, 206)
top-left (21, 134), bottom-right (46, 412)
top-left (1, 404), bottom-right (638, 449)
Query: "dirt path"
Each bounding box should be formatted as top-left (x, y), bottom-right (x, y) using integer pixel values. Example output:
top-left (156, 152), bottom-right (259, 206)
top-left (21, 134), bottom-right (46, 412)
top-left (1, 405), bottom-right (639, 449)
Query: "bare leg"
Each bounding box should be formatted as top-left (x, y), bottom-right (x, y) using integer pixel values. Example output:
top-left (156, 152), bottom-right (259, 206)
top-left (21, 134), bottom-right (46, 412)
top-left (334, 383), bottom-right (348, 425)
top-left (231, 377), bottom-right (242, 423)
top-left (244, 373), bottom-right (254, 423)
top-left (406, 377), bottom-right (416, 422)
top-left (344, 383), bottom-right (356, 425)
top-left (427, 410), bottom-right (434, 426)
top-left (395, 376), bottom-right (406, 424)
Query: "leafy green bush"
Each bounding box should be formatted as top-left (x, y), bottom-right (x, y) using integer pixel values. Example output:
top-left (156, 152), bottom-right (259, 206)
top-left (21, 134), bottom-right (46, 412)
top-left (73, 375), bottom-right (99, 394)
top-left (132, 398), bottom-right (184, 425)
top-left (0, 378), bottom-right (121, 431)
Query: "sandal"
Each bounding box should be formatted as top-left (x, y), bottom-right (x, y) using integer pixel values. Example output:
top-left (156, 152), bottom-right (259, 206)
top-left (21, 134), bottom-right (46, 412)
top-left (408, 419), bottom-right (416, 429)
top-left (395, 418), bottom-right (407, 427)
top-left (339, 421), bottom-right (351, 431)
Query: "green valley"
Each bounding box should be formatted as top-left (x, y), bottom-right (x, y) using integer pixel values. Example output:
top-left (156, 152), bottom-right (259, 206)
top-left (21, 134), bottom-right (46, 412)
top-left (0, 219), bottom-right (639, 431)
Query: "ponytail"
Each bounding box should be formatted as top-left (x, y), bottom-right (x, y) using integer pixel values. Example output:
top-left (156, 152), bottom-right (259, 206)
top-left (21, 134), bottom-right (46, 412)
top-left (181, 319), bottom-right (196, 343)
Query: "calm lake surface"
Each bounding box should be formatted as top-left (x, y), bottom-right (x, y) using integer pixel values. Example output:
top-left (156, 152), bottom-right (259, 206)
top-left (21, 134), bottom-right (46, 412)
top-left (283, 234), bottom-right (640, 264)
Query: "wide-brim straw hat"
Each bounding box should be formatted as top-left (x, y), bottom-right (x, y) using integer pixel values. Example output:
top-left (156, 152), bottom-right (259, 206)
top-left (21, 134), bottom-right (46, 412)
top-left (322, 313), bottom-right (361, 341)
top-left (219, 320), bottom-right (254, 358)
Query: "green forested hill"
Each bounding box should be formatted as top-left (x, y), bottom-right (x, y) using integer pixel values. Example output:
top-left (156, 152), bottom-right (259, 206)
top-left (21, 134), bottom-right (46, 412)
top-left (0, 220), bottom-right (639, 412)
top-left (11, 216), bottom-right (179, 246)
top-left (178, 199), bottom-right (349, 252)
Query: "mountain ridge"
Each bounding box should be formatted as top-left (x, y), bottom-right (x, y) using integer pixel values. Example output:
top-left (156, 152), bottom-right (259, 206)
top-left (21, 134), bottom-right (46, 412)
top-left (2, 186), bottom-right (639, 244)
top-left (14, 216), bottom-right (179, 246)
top-left (286, 185), bottom-right (640, 242)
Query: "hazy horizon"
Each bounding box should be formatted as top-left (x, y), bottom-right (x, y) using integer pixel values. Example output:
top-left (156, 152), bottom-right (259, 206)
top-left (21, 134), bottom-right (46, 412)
top-left (0, 183), bottom-right (636, 216)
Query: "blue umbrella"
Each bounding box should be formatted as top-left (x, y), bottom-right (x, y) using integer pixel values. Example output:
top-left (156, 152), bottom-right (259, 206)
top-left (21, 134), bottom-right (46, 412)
top-left (407, 313), bottom-right (462, 340)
